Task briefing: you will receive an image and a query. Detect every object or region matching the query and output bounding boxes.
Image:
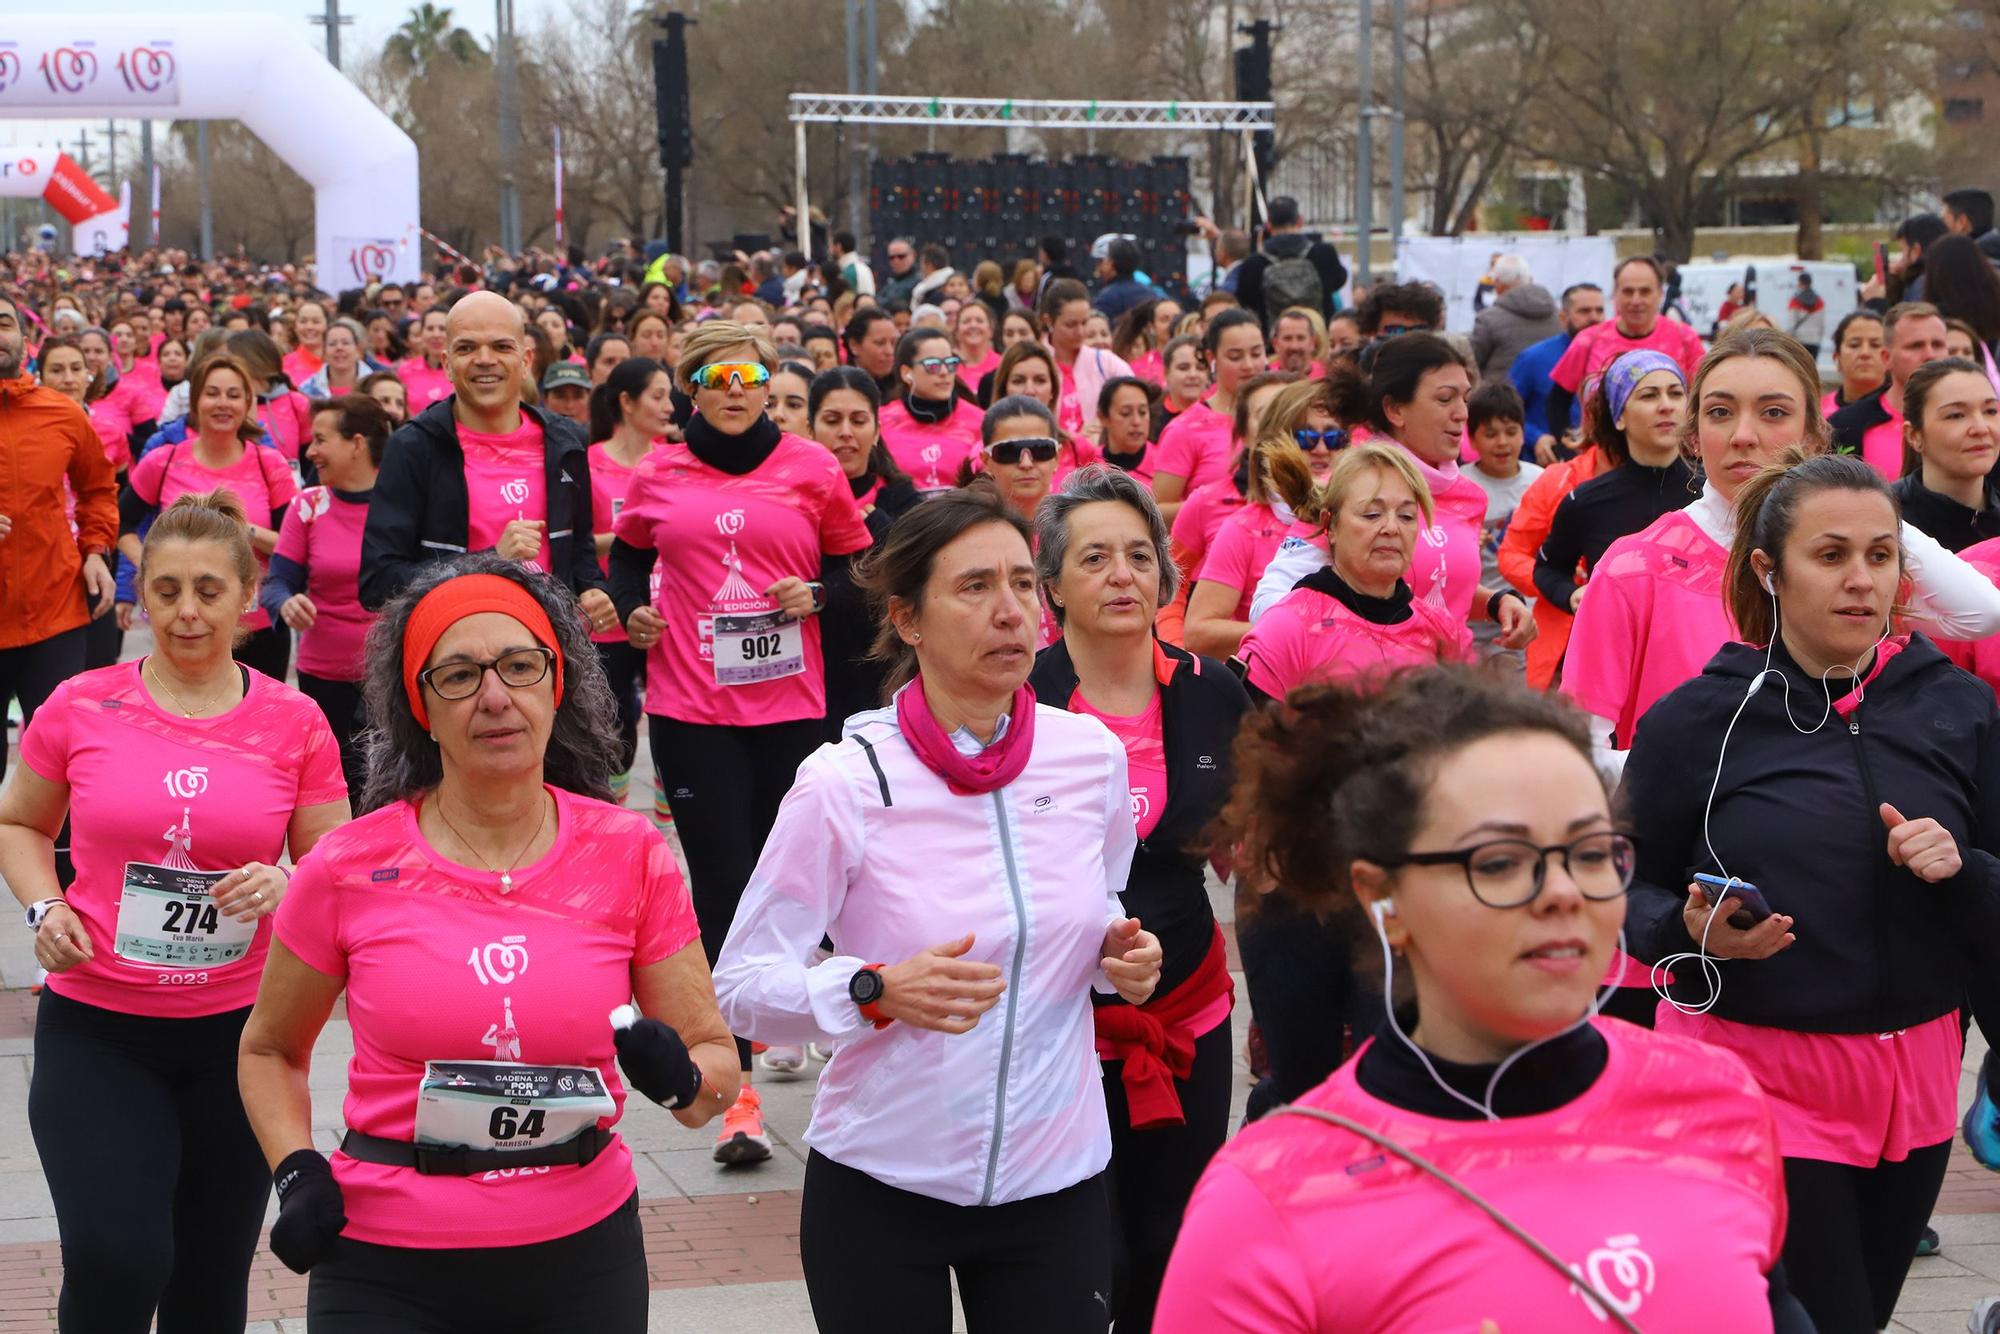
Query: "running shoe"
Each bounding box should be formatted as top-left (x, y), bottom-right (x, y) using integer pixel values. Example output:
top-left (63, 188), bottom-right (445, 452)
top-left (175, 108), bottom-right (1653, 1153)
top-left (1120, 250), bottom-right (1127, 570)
top-left (759, 1044), bottom-right (806, 1074)
top-left (1919, 1224), bottom-right (1943, 1258)
top-left (809, 1042), bottom-right (834, 1063)
top-left (713, 1086), bottom-right (772, 1165)
top-left (1965, 1051), bottom-right (2000, 1170)
top-left (1969, 1295), bottom-right (2000, 1334)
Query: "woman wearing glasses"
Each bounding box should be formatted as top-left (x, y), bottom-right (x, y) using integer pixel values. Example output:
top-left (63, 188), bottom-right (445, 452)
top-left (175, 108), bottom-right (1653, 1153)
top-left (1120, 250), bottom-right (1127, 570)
top-left (1183, 380), bottom-right (1343, 660)
top-left (609, 321), bottom-right (873, 1165)
top-left (1159, 668), bottom-right (1802, 1333)
top-left (879, 328), bottom-right (984, 493)
top-left (239, 557), bottom-right (737, 1331)
top-left (1621, 452), bottom-right (2000, 1334)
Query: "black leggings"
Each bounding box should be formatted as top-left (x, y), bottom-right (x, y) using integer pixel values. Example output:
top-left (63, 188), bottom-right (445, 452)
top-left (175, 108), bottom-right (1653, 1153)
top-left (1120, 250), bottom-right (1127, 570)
top-left (82, 610), bottom-right (123, 672)
top-left (306, 1190), bottom-right (648, 1332)
top-left (1237, 894), bottom-right (1376, 1118)
top-left (1102, 1017), bottom-right (1233, 1333)
top-left (800, 1150), bottom-right (1111, 1334)
top-left (1780, 1141), bottom-right (1953, 1333)
top-left (0, 625), bottom-right (85, 786)
top-left (296, 671), bottom-right (367, 804)
top-left (29, 988), bottom-right (270, 1334)
top-left (649, 714), bottom-right (822, 1071)
top-left (233, 623), bottom-right (291, 683)
top-left (596, 641), bottom-right (645, 776)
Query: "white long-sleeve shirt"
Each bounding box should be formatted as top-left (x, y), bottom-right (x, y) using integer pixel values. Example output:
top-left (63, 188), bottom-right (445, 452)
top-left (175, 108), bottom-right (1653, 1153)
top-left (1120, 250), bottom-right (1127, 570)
top-left (714, 699), bottom-right (1135, 1208)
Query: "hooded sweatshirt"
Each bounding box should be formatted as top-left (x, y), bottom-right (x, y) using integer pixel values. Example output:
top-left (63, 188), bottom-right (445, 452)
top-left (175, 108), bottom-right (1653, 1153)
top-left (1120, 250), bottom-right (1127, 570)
top-left (1471, 283), bottom-right (1561, 382)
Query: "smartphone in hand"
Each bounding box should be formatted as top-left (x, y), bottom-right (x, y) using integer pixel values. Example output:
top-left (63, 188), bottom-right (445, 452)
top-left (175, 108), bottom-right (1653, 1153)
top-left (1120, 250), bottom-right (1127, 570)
top-left (1694, 873), bottom-right (1774, 930)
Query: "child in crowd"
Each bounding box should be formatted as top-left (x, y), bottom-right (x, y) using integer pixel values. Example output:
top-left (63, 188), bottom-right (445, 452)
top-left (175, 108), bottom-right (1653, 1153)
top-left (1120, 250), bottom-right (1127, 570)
top-left (1462, 383), bottom-right (1541, 671)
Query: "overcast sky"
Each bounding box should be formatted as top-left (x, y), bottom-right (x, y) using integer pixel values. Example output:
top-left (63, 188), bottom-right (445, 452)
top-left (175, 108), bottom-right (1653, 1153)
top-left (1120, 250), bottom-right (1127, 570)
top-left (1, 0), bottom-right (573, 155)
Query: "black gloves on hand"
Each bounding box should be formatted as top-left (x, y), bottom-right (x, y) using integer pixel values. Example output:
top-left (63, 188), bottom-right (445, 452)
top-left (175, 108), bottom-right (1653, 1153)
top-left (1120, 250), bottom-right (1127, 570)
top-left (614, 1017), bottom-right (703, 1109)
top-left (270, 1148), bottom-right (346, 1275)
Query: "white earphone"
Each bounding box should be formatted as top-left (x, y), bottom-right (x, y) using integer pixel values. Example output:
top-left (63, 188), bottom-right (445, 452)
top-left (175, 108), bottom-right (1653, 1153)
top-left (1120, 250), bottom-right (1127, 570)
top-left (1371, 898), bottom-right (1396, 926)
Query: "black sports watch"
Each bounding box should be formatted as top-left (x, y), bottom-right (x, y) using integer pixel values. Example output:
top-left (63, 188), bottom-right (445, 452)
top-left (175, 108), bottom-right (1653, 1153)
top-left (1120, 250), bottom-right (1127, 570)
top-left (848, 966), bottom-right (885, 1009)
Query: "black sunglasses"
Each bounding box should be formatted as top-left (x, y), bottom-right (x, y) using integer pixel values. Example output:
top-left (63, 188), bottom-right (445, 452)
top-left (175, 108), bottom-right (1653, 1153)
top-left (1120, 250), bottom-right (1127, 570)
top-left (987, 437), bottom-right (1060, 466)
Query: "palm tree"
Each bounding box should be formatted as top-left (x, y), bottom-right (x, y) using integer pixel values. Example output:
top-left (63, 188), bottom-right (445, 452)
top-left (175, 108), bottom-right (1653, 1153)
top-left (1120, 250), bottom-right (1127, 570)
top-left (384, 3), bottom-right (485, 77)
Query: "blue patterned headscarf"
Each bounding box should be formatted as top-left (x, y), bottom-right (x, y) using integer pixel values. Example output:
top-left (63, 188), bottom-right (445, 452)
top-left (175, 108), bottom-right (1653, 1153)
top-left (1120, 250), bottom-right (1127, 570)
top-left (1603, 349), bottom-right (1685, 426)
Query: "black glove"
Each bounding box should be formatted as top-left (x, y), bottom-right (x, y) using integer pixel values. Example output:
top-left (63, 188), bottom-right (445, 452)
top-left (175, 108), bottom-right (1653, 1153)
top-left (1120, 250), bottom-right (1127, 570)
top-left (614, 1017), bottom-right (702, 1109)
top-left (270, 1148), bottom-right (346, 1275)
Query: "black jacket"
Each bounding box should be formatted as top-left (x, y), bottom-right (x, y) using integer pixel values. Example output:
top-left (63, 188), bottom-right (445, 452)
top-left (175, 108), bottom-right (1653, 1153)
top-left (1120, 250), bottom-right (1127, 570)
top-left (359, 397), bottom-right (605, 610)
top-left (1534, 456), bottom-right (1700, 609)
top-left (1827, 386), bottom-right (1895, 460)
top-left (1621, 634), bottom-right (2000, 1034)
top-left (819, 475), bottom-right (923, 741)
top-left (1234, 232), bottom-right (1349, 326)
top-left (1030, 637), bottom-right (1251, 998)
top-left (1891, 471), bottom-right (2000, 553)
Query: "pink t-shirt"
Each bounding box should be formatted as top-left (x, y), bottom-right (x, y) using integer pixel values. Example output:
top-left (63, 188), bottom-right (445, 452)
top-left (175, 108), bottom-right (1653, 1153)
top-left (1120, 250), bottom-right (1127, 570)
top-left (129, 440), bottom-right (298, 632)
top-left (1197, 502), bottom-right (1293, 620)
top-left (1855, 401), bottom-right (1906, 481)
top-left (1656, 1008), bottom-right (1960, 1169)
top-left (460, 417), bottom-right (550, 574)
top-left (1551, 318), bottom-right (1707, 395)
top-left (613, 432), bottom-right (872, 727)
top-left (878, 399), bottom-right (984, 493)
top-left (273, 487), bottom-right (374, 680)
top-left (588, 443), bottom-right (648, 645)
top-left (1154, 400), bottom-right (1236, 495)
top-left (1129, 349), bottom-right (1164, 386)
top-left (275, 788), bottom-right (700, 1248)
top-left (256, 391), bottom-right (313, 480)
top-left (1561, 509), bottom-right (1735, 745)
top-left (397, 357), bottom-right (454, 413)
top-left (1073, 689), bottom-right (1166, 841)
top-left (21, 662), bottom-right (346, 1018)
top-left (85, 394), bottom-right (133, 473)
top-left (114, 361), bottom-right (166, 424)
top-left (1237, 585), bottom-right (1474, 699)
top-left (1396, 443), bottom-right (1489, 624)
top-left (1155, 1021), bottom-right (1786, 1334)
top-left (956, 350), bottom-right (1001, 394)
top-left (1939, 536), bottom-right (2000, 691)
top-left (1169, 480), bottom-right (1248, 576)
top-left (1055, 360), bottom-right (1087, 438)
top-left (282, 347), bottom-right (323, 386)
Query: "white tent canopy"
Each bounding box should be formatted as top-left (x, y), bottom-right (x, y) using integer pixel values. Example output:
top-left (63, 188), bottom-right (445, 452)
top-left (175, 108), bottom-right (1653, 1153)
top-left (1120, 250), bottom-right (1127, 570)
top-left (2, 16), bottom-right (421, 282)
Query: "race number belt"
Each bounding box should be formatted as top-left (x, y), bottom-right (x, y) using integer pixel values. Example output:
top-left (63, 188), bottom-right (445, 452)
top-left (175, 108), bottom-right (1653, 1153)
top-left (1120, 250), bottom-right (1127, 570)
top-left (114, 862), bottom-right (255, 968)
top-left (710, 610), bottom-right (805, 686)
top-left (405, 1060), bottom-right (617, 1172)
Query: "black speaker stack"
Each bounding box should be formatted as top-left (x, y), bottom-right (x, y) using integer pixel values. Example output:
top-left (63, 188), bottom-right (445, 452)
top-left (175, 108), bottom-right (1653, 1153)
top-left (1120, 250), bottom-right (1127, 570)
top-left (868, 154), bottom-right (1195, 294)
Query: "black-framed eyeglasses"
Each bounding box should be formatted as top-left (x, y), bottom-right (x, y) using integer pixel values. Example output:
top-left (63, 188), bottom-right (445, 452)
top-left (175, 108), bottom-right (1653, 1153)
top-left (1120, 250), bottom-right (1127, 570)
top-left (420, 647), bottom-right (556, 702)
top-left (914, 355), bottom-right (963, 374)
top-left (1294, 427), bottom-right (1348, 452)
top-left (987, 437), bottom-right (1060, 466)
top-left (1382, 832), bottom-right (1637, 909)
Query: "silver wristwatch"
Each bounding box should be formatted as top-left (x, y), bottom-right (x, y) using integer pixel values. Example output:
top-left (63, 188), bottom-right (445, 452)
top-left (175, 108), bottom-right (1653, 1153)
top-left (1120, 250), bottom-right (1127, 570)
top-left (24, 898), bottom-right (65, 932)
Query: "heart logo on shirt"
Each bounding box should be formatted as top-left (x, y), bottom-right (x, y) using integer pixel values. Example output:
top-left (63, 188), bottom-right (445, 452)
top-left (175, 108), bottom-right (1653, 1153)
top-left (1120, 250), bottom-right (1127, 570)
top-left (500, 478), bottom-right (530, 506)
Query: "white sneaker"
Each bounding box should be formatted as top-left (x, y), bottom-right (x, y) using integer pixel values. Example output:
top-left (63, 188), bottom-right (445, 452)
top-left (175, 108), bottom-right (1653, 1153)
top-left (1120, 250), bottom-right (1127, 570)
top-left (759, 1044), bottom-right (806, 1074)
top-left (809, 1041), bottom-right (834, 1063)
top-left (1971, 1296), bottom-right (2000, 1334)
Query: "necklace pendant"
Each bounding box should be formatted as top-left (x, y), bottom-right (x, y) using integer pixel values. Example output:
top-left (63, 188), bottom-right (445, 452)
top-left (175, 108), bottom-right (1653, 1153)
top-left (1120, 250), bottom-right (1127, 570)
top-left (500, 872), bottom-right (513, 893)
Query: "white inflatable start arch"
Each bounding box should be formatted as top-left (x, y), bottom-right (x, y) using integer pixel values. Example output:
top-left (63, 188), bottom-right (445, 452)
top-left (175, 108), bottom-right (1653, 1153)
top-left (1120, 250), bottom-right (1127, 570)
top-left (0, 16), bottom-right (422, 282)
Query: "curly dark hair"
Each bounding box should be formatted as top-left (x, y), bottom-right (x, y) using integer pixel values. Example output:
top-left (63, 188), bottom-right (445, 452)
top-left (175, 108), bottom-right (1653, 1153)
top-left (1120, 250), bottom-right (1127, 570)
top-left (1210, 666), bottom-right (1599, 936)
top-left (357, 553), bottom-right (619, 813)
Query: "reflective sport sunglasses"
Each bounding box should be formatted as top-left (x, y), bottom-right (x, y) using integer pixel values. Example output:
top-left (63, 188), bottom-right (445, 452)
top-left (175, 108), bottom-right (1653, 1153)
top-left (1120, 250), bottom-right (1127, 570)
top-left (690, 362), bottom-right (772, 390)
top-left (1294, 428), bottom-right (1348, 452)
top-left (986, 437), bottom-right (1060, 466)
top-left (914, 355), bottom-right (964, 374)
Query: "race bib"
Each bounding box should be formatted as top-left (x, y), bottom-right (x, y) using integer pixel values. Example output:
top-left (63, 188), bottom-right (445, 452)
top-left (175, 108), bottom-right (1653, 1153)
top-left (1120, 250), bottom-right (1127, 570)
top-left (710, 610), bottom-right (805, 686)
top-left (414, 1060), bottom-right (616, 1152)
top-left (114, 862), bottom-right (256, 968)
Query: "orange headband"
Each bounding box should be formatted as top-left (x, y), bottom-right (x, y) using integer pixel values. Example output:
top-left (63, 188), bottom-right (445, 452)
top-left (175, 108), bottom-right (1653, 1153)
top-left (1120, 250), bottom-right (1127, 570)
top-left (402, 573), bottom-right (565, 729)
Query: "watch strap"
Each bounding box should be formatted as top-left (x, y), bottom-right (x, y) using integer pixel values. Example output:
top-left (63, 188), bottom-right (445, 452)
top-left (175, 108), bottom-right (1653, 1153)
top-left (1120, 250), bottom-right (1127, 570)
top-left (858, 963), bottom-right (891, 1029)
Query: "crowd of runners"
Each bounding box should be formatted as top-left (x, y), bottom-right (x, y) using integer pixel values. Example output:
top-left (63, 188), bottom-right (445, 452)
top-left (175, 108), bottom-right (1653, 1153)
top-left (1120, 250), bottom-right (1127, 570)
top-left (7, 187), bottom-right (2000, 1331)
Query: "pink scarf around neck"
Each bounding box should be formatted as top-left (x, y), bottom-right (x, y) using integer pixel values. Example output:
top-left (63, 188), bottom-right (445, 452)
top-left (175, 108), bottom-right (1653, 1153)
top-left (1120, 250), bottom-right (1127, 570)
top-left (896, 675), bottom-right (1037, 796)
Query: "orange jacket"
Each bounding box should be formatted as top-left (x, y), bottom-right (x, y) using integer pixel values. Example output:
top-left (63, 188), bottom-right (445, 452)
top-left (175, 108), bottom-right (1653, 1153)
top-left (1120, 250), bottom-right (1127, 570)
top-left (0, 377), bottom-right (116, 649)
top-left (1498, 446), bottom-right (1603, 689)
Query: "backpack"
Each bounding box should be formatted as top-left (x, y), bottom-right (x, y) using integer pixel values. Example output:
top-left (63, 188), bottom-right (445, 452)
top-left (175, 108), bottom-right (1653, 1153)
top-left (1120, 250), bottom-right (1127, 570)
top-left (1263, 252), bottom-right (1324, 317)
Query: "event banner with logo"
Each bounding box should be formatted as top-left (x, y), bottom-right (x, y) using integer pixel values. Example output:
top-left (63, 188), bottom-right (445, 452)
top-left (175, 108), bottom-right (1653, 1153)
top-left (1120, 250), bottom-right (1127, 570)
top-left (0, 33), bottom-right (180, 109)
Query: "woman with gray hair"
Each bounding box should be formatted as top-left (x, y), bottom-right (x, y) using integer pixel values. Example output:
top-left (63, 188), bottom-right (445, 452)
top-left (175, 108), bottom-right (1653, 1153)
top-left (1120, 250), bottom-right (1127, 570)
top-left (1027, 463), bottom-right (1251, 1332)
top-left (239, 554), bottom-right (738, 1329)
top-left (298, 318), bottom-right (379, 400)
